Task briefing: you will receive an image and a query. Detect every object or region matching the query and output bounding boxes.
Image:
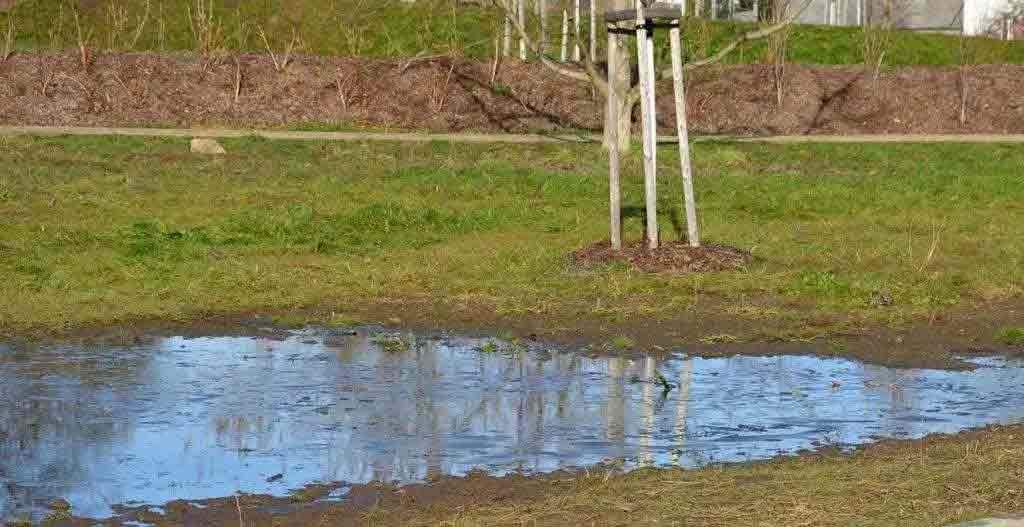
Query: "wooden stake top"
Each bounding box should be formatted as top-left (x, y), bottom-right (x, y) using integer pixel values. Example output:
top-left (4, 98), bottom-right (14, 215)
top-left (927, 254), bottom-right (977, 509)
top-left (604, 2), bottom-right (683, 23)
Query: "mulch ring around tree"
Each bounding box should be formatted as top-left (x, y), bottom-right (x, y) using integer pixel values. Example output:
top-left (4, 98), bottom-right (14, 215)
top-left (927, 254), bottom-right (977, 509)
top-left (572, 240), bottom-right (752, 274)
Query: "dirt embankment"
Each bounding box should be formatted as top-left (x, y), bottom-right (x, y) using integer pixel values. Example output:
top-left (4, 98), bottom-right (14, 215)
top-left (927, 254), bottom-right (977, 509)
top-left (1, 52), bottom-right (1023, 135)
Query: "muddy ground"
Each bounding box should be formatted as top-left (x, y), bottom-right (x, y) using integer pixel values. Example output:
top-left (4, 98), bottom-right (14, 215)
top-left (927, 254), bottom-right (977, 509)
top-left (13, 295), bottom-right (1023, 371)
top-left (2, 53), bottom-right (1023, 135)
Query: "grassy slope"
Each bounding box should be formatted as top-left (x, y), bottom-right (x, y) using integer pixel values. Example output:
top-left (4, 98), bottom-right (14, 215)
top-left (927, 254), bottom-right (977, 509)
top-left (384, 424), bottom-right (1024, 526)
top-left (1, 135), bottom-right (1021, 345)
top-left (2, 0), bottom-right (1024, 65)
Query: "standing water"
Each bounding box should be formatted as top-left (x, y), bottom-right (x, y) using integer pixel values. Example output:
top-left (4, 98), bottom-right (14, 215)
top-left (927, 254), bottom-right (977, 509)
top-left (2, 329), bottom-right (1024, 520)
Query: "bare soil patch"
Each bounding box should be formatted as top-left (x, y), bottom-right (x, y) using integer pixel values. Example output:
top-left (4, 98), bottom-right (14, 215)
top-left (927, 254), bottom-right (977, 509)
top-left (2, 52), bottom-right (1024, 135)
top-left (572, 239), bottom-right (752, 273)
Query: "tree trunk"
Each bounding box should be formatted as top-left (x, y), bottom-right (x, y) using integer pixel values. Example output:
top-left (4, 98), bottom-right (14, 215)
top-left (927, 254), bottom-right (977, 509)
top-left (602, 0), bottom-right (632, 153)
top-left (603, 29), bottom-right (633, 153)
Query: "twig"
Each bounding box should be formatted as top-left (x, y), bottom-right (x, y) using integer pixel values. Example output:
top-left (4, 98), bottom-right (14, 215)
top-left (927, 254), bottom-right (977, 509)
top-left (233, 57), bottom-right (242, 104)
top-left (129, 0), bottom-right (152, 50)
top-left (58, 73), bottom-right (90, 97)
top-left (112, 71), bottom-right (131, 94)
top-left (335, 69), bottom-right (361, 111)
top-left (488, 0), bottom-right (599, 90)
top-left (916, 223), bottom-right (942, 273)
top-left (235, 495), bottom-right (244, 527)
top-left (399, 51), bottom-right (447, 74)
top-left (336, 73), bottom-right (348, 110)
top-left (36, 57), bottom-right (55, 97)
top-left (677, 0), bottom-right (815, 73)
top-left (40, 70), bottom-right (55, 97)
top-left (490, 36), bottom-right (501, 84)
top-left (1, 17), bottom-right (14, 64)
top-left (434, 62), bottom-right (456, 112)
top-left (257, 25), bottom-right (300, 73)
top-left (71, 7), bottom-right (94, 70)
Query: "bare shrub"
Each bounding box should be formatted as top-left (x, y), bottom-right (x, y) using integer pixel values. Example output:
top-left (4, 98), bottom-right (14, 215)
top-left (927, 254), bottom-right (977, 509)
top-left (71, 5), bottom-right (95, 69)
top-left (1, 16), bottom-right (13, 64)
top-left (187, 0), bottom-right (225, 57)
top-left (104, 0), bottom-right (150, 51)
top-left (861, 21), bottom-right (891, 83)
top-left (257, 24), bottom-right (303, 73)
top-left (764, 0), bottom-right (793, 106)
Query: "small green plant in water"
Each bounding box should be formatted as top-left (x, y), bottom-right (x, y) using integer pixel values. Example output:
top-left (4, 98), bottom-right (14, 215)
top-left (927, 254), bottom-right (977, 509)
top-left (479, 341), bottom-right (499, 353)
top-left (997, 327), bottom-right (1024, 346)
top-left (699, 333), bottom-right (740, 344)
top-left (609, 335), bottom-right (636, 350)
top-left (653, 371), bottom-right (673, 395)
top-left (372, 334), bottom-right (411, 353)
top-left (827, 339), bottom-right (848, 354)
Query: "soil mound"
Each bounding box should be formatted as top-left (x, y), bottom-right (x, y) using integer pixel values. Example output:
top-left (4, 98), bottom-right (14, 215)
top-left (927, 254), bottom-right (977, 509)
top-left (1, 53), bottom-right (1022, 135)
top-left (572, 240), bottom-right (751, 273)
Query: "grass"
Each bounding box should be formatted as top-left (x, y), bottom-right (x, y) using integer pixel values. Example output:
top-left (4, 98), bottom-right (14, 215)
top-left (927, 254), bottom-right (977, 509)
top-left (383, 424), bottom-right (1024, 526)
top-left (998, 327), bottom-right (1024, 346)
top-left (1, 0), bottom-right (1023, 65)
top-left (1, 135), bottom-right (1022, 346)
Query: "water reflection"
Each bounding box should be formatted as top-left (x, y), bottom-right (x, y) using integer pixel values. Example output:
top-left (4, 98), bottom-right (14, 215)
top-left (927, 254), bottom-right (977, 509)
top-left (2, 331), bottom-right (1024, 520)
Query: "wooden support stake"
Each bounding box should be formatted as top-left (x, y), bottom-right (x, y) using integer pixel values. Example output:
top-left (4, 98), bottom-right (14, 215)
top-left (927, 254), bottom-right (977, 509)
top-left (645, 27), bottom-right (658, 248)
top-left (540, 0), bottom-right (548, 56)
top-left (518, 0), bottom-right (527, 60)
top-left (635, 3), bottom-right (658, 250)
top-left (589, 0), bottom-right (597, 63)
top-left (561, 9), bottom-right (569, 62)
top-left (669, 24), bottom-right (700, 247)
top-left (606, 28), bottom-right (622, 251)
top-left (503, 0), bottom-right (512, 56)
top-left (574, 0), bottom-right (582, 61)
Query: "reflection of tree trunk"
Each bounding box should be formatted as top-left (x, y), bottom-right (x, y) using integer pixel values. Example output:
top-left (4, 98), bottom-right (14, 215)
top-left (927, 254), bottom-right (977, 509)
top-left (639, 356), bottom-right (656, 466)
top-left (607, 357), bottom-right (626, 458)
top-left (671, 358), bottom-right (693, 466)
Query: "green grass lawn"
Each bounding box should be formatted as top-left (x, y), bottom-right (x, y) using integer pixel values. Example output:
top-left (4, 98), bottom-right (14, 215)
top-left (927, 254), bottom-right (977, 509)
top-left (1, 135), bottom-right (1021, 346)
top-left (3, 0), bottom-right (1023, 65)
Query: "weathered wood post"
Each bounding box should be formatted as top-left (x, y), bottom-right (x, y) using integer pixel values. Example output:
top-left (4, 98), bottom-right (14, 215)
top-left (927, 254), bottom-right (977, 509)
top-left (606, 27), bottom-right (622, 250)
top-left (518, 0), bottom-right (528, 59)
top-left (589, 0), bottom-right (597, 62)
top-left (504, 0), bottom-right (513, 56)
top-left (635, 0), bottom-right (659, 249)
top-left (574, 0), bottom-right (582, 60)
top-left (669, 16), bottom-right (700, 246)
top-left (561, 8), bottom-right (570, 61)
top-left (540, 0), bottom-right (549, 55)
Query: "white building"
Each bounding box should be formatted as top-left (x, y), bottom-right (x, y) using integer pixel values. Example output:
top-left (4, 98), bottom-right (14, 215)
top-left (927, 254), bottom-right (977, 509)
top-left (684, 0), bottom-right (1019, 37)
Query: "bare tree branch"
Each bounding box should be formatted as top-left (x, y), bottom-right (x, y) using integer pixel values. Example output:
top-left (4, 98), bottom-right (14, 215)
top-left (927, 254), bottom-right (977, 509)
top-left (671, 0), bottom-right (813, 74)
top-left (489, 0), bottom-right (609, 95)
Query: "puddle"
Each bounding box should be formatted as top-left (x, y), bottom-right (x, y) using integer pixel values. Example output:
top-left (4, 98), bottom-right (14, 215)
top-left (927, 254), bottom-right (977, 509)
top-left (2, 330), bottom-right (1024, 520)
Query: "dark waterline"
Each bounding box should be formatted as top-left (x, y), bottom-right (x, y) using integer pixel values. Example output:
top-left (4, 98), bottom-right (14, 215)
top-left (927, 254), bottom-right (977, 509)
top-left (2, 329), bottom-right (1023, 520)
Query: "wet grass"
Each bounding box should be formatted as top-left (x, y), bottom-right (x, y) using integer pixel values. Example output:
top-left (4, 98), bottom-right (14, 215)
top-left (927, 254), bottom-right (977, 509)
top-left (0, 135), bottom-right (1022, 346)
top-left (2, 0), bottom-right (1023, 65)
top-left (998, 327), bottom-right (1024, 346)
top-left (388, 424), bottom-right (1024, 526)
